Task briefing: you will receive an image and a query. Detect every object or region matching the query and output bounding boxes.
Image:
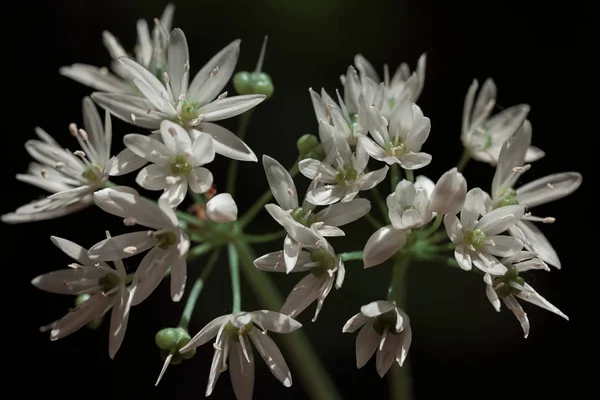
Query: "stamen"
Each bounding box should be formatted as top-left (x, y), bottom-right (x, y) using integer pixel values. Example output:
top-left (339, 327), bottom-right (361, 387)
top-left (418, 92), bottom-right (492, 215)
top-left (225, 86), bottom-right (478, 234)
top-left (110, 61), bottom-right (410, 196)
top-left (163, 71), bottom-right (170, 85)
top-left (512, 164), bottom-right (531, 173)
top-left (255, 35), bottom-right (269, 72)
top-left (168, 127), bottom-right (178, 137)
top-left (55, 162), bottom-right (65, 170)
top-left (123, 246), bottom-right (138, 255)
top-left (210, 66), bottom-right (219, 77)
top-left (68, 263), bottom-right (82, 268)
top-left (77, 129), bottom-right (89, 140)
top-left (546, 183), bottom-right (555, 190)
top-left (130, 114), bottom-right (137, 123)
top-left (123, 217), bottom-right (137, 226)
top-left (287, 188), bottom-right (294, 196)
top-left (69, 123), bottom-right (78, 136)
top-left (40, 169), bottom-right (47, 178)
top-left (217, 91), bottom-right (228, 100)
top-left (74, 150), bottom-right (86, 158)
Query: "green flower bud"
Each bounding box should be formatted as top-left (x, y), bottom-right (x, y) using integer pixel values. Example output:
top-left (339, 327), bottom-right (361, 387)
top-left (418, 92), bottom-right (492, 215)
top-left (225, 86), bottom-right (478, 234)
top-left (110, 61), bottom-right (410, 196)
top-left (310, 248), bottom-right (336, 277)
top-left (233, 71), bottom-right (274, 98)
top-left (74, 294), bottom-right (104, 330)
top-left (156, 327), bottom-right (196, 364)
top-left (297, 134), bottom-right (325, 161)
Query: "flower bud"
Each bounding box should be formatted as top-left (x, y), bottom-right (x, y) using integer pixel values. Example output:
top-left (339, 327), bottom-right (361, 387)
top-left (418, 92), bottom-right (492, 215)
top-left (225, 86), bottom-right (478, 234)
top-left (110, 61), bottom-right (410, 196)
top-left (297, 134), bottom-right (325, 161)
top-left (206, 193), bottom-right (238, 223)
top-left (430, 168), bottom-right (467, 215)
top-left (233, 71), bottom-right (274, 98)
top-left (75, 294), bottom-right (104, 330)
top-left (155, 327), bottom-right (196, 364)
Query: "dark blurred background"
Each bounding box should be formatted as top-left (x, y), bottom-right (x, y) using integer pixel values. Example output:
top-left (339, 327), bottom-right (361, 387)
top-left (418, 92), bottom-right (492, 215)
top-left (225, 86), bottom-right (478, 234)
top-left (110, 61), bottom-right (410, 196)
top-left (6, 0), bottom-right (589, 398)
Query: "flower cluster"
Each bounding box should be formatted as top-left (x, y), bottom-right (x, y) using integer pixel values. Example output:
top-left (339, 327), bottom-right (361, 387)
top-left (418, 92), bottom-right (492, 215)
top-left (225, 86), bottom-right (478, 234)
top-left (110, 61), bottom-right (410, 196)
top-left (7, 4), bottom-right (581, 399)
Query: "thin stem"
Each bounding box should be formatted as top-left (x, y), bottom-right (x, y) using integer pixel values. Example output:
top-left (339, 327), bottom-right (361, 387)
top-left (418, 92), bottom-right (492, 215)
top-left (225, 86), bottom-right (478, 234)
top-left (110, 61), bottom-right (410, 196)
top-left (235, 241), bottom-right (341, 400)
top-left (340, 251), bottom-right (363, 262)
top-left (239, 161), bottom-right (300, 229)
top-left (404, 169), bottom-right (414, 184)
top-left (187, 242), bottom-right (213, 260)
top-left (243, 230), bottom-right (286, 244)
top-left (456, 148), bottom-right (471, 172)
top-left (179, 249), bottom-right (221, 329)
top-left (365, 212), bottom-right (384, 229)
top-left (427, 231), bottom-right (449, 244)
top-left (226, 110), bottom-right (254, 197)
top-left (421, 214), bottom-right (443, 238)
top-left (391, 164), bottom-right (401, 191)
top-left (228, 243), bottom-right (241, 314)
top-left (188, 191), bottom-right (205, 204)
top-left (370, 185), bottom-right (390, 223)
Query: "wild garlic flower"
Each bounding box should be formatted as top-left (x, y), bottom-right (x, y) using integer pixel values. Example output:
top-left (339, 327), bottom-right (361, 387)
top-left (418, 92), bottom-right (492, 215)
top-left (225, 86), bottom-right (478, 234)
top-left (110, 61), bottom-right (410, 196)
top-left (2, 97), bottom-right (120, 224)
top-left (444, 188), bottom-right (525, 274)
top-left (461, 78), bottom-right (544, 165)
top-left (490, 121), bottom-right (582, 268)
top-left (263, 154), bottom-right (370, 272)
top-left (92, 28), bottom-right (262, 163)
top-left (358, 97), bottom-right (432, 170)
top-left (60, 4), bottom-right (175, 94)
top-left (205, 193), bottom-right (239, 223)
top-left (88, 187), bottom-right (190, 304)
top-left (122, 120), bottom-right (215, 207)
top-left (429, 167), bottom-right (468, 216)
top-left (299, 139), bottom-right (388, 205)
top-left (363, 177), bottom-right (435, 268)
top-left (483, 251), bottom-right (568, 338)
top-left (33, 235), bottom-right (133, 359)
top-left (254, 230), bottom-right (345, 321)
top-left (354, 53), bottom-right (427, 118)
top-left (343, 301), bottom-right (412, 377)
top-left (179, 311), bottom-right (301, 399)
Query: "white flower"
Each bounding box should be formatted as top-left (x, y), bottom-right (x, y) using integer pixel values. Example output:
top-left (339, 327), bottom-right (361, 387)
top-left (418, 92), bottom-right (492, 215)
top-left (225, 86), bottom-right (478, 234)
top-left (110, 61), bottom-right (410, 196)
top-left (263, 154), bottom-right (370, 272)
top-left (490, 121), bottom-right (582, 268)
top-left (123, 120), bottom-right (215, 207)
top-left (33, 235), bottom-right (134, 359)
top-left (299, 138), bottom-right (388, 205)
top-left (60, 4), bottom-right (175, 94)
top-left (206, 193), bottom-right (238, 223)
top-left (358, 97), bottom-right (432, 170)
top-left (2, 97), bottom-right (122, 224)
top-left (343, 301), bottom-right (412, 377)
top-left (429, 167), bottom-right (467, 215)
top-left (483, 251), bottom-right (568, 338)
top-left (362, 177), bottom-right (434, 268)
top-left (444, 188), bottom-right (525, 274)
top-left (461, 78), bottom-right (544, 165)
top-left (254, 231), bottom-right (345, 322)
top-left (354, 52), bottom-right (427, 118)
top-left (179, 311), bottom-right (302, 399)
top-left (88, 187), bottom-right (190, 304)
top-left (92, 28), bottom-right (262, 162)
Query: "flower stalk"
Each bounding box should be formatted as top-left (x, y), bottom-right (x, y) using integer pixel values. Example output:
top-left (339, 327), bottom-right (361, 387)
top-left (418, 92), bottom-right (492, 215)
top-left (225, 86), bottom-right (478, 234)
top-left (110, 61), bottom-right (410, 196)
top-left (227, 243), bottom-right (242, 313)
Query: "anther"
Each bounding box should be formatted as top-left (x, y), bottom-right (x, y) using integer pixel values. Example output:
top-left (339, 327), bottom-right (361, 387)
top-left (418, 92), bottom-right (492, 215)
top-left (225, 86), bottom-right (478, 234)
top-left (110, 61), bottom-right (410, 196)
top-left (130, 114), bottom-right (137, 123)
top-left (69, 123), bottom-right (78, 136)
top-left (168, 127), bottom-right (178, 137)
top-left (40, 169), bottom-right (47, 178)
top-left (123, 246), bottom-right (138, 255)
top-left (78, 129), bottom-right (88, 140)
top-left (123, 217), bottom-right (137, 226)
top-left (546, 183), bottom-right (555, 190)
top-left (217, 91), bottom-right (228, 100)
top-left (210, 66), bottom-right (219, 77)
top-left (287, 188), bottom-right (294, 196)
top-left (74, 150), bottom-right (86, 158)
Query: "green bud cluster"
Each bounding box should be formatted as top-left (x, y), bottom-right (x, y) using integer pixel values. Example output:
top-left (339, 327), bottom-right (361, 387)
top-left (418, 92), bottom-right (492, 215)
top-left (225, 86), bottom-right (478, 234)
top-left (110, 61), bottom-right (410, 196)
top-left (310, 248), bottom-right (336, 277)
top-left (297, 134), bottom-right (325, 161)
top-left (233, 71), bottom-right (274, 98)
top-left (155, 327), bottom-right (196, 365)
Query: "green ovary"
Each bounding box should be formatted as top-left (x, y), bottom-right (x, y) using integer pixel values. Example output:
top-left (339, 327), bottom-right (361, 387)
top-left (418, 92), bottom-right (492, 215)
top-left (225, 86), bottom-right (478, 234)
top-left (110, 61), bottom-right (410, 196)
top-left (464, 228), bottom-right (486, 249)
top-left (309, 248), bottom-right (336, 278)
top-left (170, 155), bottom-right (193, 176)
top-left (348, 113), bottom-right (359, 133)
top-left (98, 272), bottom-right (121, 293)
top-left (82, 165), bottom-right (102, 184)
top-left (372, 309), bottom-right (398, 335)
top-left (291, 207), bottom-right (317, 227)
top-left (335, 163), bottom-right (358, 185)
top-left (224, 321), bottom-right (254, 341)
top-left (493, 266), bottom-right (525, 298)
top-left (156, 231), bottom-right (177, 250)
top-left (385, 140), bottom-right (406, 158)
top-left (179, 97), bottom-right (201, 124)
top-left (496, 188), bottom-right (518, 207)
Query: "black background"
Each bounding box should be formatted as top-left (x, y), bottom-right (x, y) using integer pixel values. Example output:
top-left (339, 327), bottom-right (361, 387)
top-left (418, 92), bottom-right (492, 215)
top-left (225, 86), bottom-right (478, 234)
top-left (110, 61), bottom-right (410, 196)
top-left (6, 0), bottom-right (590, 399)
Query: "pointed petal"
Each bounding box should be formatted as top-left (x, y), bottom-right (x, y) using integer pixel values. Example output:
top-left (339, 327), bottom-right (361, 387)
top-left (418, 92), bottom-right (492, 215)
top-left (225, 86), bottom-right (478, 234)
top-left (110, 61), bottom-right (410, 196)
top-left (249, 310), bottom-right (302, 333)
top-left (88, 231), bottom-right (157, 261)
top-left (91, 92), bottom-right (162, 129)
top-left (130, 247), bottom-right (175, 305)
top-left (180, 316), bottom-right (230, 352)
top-left (503, 295), bottom-right (530, 338)
top-left (118, 57), bottom-right (175, 112)
top-left (229, 338), bottom-right (255, 400)
top-left (253, 251), bottom-right (312, 273)
top-left (283, 235), bottom-right (301, 274)
top-left (480, 235), bottom-right (522, 257)
top-left (167, 29), bottom-right (189, 97)
top-left (279, 274), bottom-right (322, 318)
top-left (248, 331), bottom-right (292, 387)
top-left (509, 221), bottom-right (560, 268)
top-left (108, 286), bottom-right (134, 358)
top-left (108, 148), bottom-right (149, 176)
top-left (50, 236), bottom-right (97, 265)
top-left (194, 123), bottom-right (257, 162)
top-left (517, 283), bottom-right (568, 320)
top-left (50, 292), bottom-right (111, 340)
top-left (477, 204), bottom-right (525, 235)
top-left (343, 312), bottom-right (371, 333)
top-left (363, 226), bottom-right (408, 268)
top-left (200, 95), bottom-right (265, 121)
top-left (516, 172), bottom-right (582, 208)
top-left (31, 267), bottom-right (108, 295)
top-left (356, 322), bottom-right (380, 368)
top-left (263, 155), bottom-right (298, 210)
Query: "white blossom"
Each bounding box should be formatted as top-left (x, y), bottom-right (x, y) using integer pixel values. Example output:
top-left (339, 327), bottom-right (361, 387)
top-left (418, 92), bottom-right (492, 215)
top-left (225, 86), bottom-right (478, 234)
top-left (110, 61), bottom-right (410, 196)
top-left (88, 187), bottom-right (190, 304)
top-left (179, 311), bottom-right (301, 399)
top-left (2, 98), bottom-right (122, 223)
top-left (92, 28), bottom-right (262, 162)
top-left (33, 235), bottom-right (134, 359)
top-left (483, 251), bottom-right (568, 338)
top-left (343, 301), bottom-right (412, 377)
top-left (60, 4), bottom-right (175, 94)
top-left (429, 168), bottom-right (467, 215)
top-left (444, 188), bottom-right (525, 274)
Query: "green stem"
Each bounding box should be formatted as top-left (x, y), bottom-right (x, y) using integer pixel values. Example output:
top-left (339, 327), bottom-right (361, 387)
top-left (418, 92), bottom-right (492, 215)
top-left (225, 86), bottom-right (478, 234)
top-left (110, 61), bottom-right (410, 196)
top-left (179, 249), bottom-right (221, 329)
top-left (426, 255), bottom-right (460, 268)
top-left (404, 169), bottom-right (414, 184)
top-left (228, 243), bottom-right (242, 313)
top-left (238, 161), bottom-right (300, 229)
top-left (187, 242), bottom-right (213, 260)
top-left (189, 191), bottom-right (205, 205)
top-left (340, 251), bottom-right (363, 262)
top-left (427, 231), bottom-right (449, 244)
top-left (370, 185), bottom-right (390, 223)
top-left (242, 230), bottom-right (286, 244)
top-left (226, 110), bottom-right (254, 197)
top-left (235, 241), bottom-right (341, 400)
top-left (387, 254), bottom-right (412, 400)
top-left (365, 212), bottom-right (384, 229)
top-left (391, 164), bottom-right (401, 191)
top-left (421, 214), bottom-right (443, 238)
top-left (456, 148), bottom-right (471, 172)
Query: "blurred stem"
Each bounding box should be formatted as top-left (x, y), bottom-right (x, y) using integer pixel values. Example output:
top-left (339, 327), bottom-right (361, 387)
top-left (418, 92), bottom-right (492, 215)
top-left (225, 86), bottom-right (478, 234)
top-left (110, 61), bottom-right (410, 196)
top-left (387, 253), bottom-right (412, 400)
top-left (226, 110), bottom-right (254, 197)
top-left (179, 249), bottom-right (221, 330)
top-left (228, 243), bottom-right (242, 314)
top-left (426, 255), bottom-right (459, 269)
top-left (391, 164), bottom-right (401, 191)
top-left (187, 242), bottom-right (213, 260)
top-left (427, 231), bottom-right (449, 244)
top-left (242, 230), bottom-right (286, 244)
top-left (189, 191), bottom-right (205, 204)
top-left (365, 213), bottom-right (384, 229)
top-left (456, 148), bottom-right (471, 172)
top-left (421, 214), bottom-right (443, 238)
top-left (238, 160), bottom-right (300, 229)
top-left (370, 185), bottom-right (390, 223)
top-left (235, 241), bottom-right (341, 400)
top-left (404, 169), bottom-right (414, 184)
top-left (340, 251), bottom-right (363, 262)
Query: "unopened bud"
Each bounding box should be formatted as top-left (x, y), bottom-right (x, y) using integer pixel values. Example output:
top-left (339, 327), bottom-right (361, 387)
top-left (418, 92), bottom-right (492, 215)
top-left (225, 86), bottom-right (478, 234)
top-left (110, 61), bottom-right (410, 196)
top-left (233, 71), bottom-right (274, 98)
top-left (430, 168), bottom-right (467, 215)
top-left (155, 327), bottom-right (196, 364)
top-left (296, 134), bottom-right (325, 160)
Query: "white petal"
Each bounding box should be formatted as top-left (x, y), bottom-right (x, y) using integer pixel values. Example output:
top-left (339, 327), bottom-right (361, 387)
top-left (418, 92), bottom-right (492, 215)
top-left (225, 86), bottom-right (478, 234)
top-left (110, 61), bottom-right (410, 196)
top-left (249, 310), bottom-right (302, 333)
top-left (123, 133), bottom-right (173, 164)
top-left (484, 275), bottom-right (501, 312)
top-left (361, 301), bottom-right (396, 317)
top-left (517, 283), bottom-right (568, 320)
top-left (376, 331), bottom-right (404, 377)
top-left (263, 155), bottom-right (298, 210)
top-left (180, 316), bottom-right (230, 352)
top-left (454, 245), bottom-right (472, 270)
top-left (357, 135), bottom-right (390, 162)
top-left (298, 159), bottom-right (337, 181)
top-left (357, 166), bottom-right (389, 190)
top-left (253, 251), bottom-right (312, 273)
top-left (480, 235), bottom-right (522, 257)
top-left (248, 331), bottom-right (292, 387)
top-left (160, 120), bottom-right (192, 153)
top-left (443, 214), bottom-right (463, 243)
top-left (188, 167), bottom-right (213, 194)
top-left (503, 295), bottom-right (530, 338)
top-left (492, 121), bottom-right (531, 197)
top-left (363, 226), bottom-right (408, 268)
top-left (315, 198), bottom-right (370, 227)
top-left (342, 313), bottom-right (371, 333)
top-left (356, 322), bottom-right (380, 368)
top-left (167, 29), bottom-right (189, 97)
top-left (91, 92), bottom-right (162, 129)
top-left (398, 152), bottom-right (432, 170)
top-left (279, 274), bottom-right (322, 318)
top-left (476, 204), bottom-right (525, 235)
top-left (118, 57), bottom-right (175, 113)
top-left (200, 95), bottom-right (265, 121)
top-left (205, 337), bottom-right (227, 396)
top-left (194, 123), bottom-right (257, 162)
top-left (461, 188), bottom-right (489, 231)
top-left (60, 64), bottom-right (131, 93)
top-left (206, 193), bottom-right (238, 223)
top-left (283, 235), bottom-right (301, 274)
top-left (136, 164), bottom-right (168, 190)
top-left (31, 267), bottom-right (107, 295)
top-left (471, 252), bottom-right (507, 275)
top-left (50, 292), bottom-right (112, 340)
top-left (516, 172), bottom-right (582, 208)
top-left (108, 148), bottom-right (149, 176)
top-left (50, 236), bottom-right (98, 266)
top-left (131, 247), bottom-right (176, 305)
top-left (88, 231), bottom-right (157, 261)
top-left (108, 286), bottom-right (134, 358)
top-left (509, 221), bottom-right (560, 268)
top-left (229, 338), bottom-right (255, 400)
top-left (169, 257), bottom-right (187, 302)
top-left (190, 132), bottom-right (216, 166)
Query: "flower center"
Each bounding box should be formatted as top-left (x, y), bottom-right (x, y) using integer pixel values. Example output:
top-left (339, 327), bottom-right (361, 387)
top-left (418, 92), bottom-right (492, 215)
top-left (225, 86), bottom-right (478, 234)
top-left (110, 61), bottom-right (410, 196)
top-left (170, 155), bottom-right (193, 176)
top-left (291, 207), bottom-right (317, 227)
top-left (385, 140), bottom-right (406, 157)
top-left (224, 321), bottom-right (254, 341)
top-left (156, 231), bottom-right (178, 249)
top-left (492, 266), bottom-right (525, 299)
top-left (372, 309), bottom-right (398, 335)
top-left (495, 188), bottom-right (518, 208)
top-left (348, 112), bottom-right (359, 134)
top-left (82, 165), bottom-right (103, 184)
top-left (178, 97), bottom-right (201, 125)
top-left (335, 163), bottom-right (358, 185)
top-left (309, 248), bottom-right (336, 277)
top-left (98, 272), bottom-right (121, 294)
top-left (464, 228), bottom-right (486, 249)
